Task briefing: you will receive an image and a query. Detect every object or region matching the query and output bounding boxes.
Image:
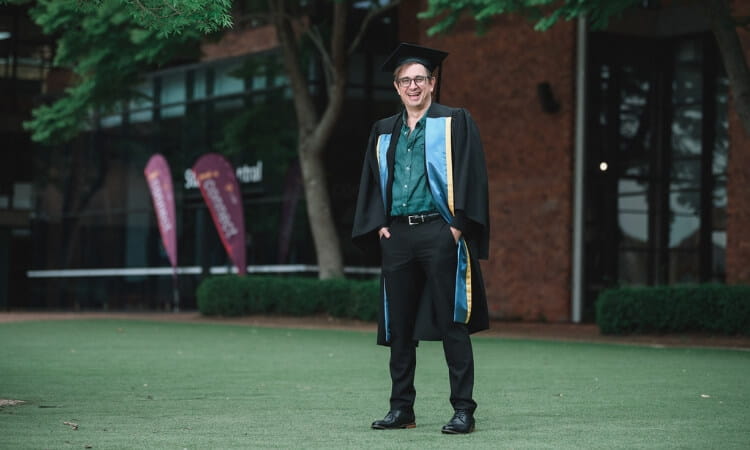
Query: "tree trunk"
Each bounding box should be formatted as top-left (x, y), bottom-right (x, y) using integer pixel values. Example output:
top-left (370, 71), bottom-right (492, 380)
top-left (269, 0), bottom-right (345, 279)
top-left (705, 0), bottom-right (750, 136)
top-left (267, 0), bottom-right (392, 278)
top-left (298, 135), bottom-right (344, 279)
top-left (296, 1), bottom-right (348, 279)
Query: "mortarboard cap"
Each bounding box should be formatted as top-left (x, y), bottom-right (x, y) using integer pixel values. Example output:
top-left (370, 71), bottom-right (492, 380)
top-left (381, 42), bottom-right (449, 74)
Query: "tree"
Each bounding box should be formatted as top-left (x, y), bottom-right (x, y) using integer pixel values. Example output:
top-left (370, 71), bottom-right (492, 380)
top-left (17, 0), bottom-right (399, 279)
top-left (420, 0), bottom-right (750, 136)
top-left (264, 0), bottom-right (400, 278)
top-left (20, 0), bottom-right (231, 143)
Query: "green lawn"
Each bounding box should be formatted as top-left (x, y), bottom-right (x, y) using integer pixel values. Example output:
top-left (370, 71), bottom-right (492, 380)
top-left (1, 319), bottom-right (748, 449)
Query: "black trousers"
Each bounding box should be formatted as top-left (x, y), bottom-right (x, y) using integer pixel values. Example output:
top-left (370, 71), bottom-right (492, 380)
top-left (380, 218), bottom-right (477, 413)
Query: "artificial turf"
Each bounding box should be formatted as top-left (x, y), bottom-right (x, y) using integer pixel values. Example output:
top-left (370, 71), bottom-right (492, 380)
top-left (0, 319), bottom-right (748, 449)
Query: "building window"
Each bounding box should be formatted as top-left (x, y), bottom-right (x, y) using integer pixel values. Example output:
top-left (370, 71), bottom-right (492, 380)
top-left (584, 33), bottom-right (728, 317)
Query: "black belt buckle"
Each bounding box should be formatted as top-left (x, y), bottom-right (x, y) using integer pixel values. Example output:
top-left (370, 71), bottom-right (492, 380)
top-left (407, 213), bottom-right (438, 225)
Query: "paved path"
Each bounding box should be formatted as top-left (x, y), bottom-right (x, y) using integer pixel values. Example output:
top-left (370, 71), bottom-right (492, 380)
top-left (1, 311), bottom-right (748, 350)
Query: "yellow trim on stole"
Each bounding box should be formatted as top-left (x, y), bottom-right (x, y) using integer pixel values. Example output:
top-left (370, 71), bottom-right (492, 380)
top-left (444, 117), bottom-right (472, 323)
top-left (464, 245), bottom-right (472, 323)
top-left (445, 117), bottom-right (454, 215)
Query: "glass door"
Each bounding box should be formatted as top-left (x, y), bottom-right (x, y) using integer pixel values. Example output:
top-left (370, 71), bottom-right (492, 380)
top-left (583, 33), bottom-right (728, 320)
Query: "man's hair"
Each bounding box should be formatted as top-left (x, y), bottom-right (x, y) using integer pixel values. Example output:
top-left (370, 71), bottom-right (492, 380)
top-left (393, 62), bottom-right (435, 80)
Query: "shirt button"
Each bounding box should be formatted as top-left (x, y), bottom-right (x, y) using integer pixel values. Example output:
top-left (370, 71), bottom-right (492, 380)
top-left (404, 185), bottom-right (408, 188)
top-left (402, 203), bottom-right (406, 207)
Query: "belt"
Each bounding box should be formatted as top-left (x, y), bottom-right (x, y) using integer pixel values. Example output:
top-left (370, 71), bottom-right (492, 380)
top-left (392, 212), bottom-right (442, 226)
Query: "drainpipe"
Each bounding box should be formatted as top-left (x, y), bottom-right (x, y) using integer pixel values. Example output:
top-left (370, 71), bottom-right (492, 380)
top-left (571, 16), bottom-right (588, 323)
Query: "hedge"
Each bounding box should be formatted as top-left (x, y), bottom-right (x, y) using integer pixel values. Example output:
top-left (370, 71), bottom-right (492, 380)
top-left (596, 284), bottom-right (750, 335)
top-left (196, 275), bottom-right (380, 322)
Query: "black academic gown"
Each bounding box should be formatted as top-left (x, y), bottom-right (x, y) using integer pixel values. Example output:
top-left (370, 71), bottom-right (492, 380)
top-left (352, 103), bottom-right (490, 346)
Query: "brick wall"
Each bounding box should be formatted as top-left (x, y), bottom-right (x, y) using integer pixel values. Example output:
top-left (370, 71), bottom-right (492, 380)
top-left (401, 2), bottom-right (577, 321)
top-left (201, 25), bottom-right (278, 62)
top-left (727, 0), bottom-right (750, 285)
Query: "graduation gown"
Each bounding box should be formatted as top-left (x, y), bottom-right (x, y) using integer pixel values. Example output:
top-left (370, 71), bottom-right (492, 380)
top-left (352, 103), bottom-right (490, 346)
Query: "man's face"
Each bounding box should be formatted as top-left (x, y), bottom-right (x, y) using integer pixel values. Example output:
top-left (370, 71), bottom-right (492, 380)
top-left (394, 62), bottom-right (435, 110)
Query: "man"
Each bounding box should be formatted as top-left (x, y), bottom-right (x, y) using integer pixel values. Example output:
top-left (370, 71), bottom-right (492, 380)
top-left (352, 42), bottom-right (490, 435)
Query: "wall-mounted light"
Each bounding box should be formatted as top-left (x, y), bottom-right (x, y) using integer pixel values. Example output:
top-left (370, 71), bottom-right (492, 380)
top-left (599, 161), bottom-right (608, 172)
top-left (537, 82), bottom-right (560, 114)
top-left (0, 32), bottom-right (12, 40)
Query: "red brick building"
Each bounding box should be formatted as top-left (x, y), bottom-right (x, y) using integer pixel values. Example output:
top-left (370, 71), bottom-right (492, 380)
top-left (1, 1), bottom-right (747, 319)
top-left (399, 0), bottom-right (749, 322)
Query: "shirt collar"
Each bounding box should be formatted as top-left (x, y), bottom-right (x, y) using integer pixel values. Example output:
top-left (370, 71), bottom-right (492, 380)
top-left (400, 110), bottom-right (427, 130)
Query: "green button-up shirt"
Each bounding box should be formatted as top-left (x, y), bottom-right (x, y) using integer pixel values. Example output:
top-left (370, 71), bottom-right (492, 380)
top-left (390, 113), bottom-right (436, 216)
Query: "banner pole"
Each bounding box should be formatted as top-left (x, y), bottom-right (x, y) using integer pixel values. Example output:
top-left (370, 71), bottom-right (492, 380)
top-left (171, 268), bottom-right (180, 312)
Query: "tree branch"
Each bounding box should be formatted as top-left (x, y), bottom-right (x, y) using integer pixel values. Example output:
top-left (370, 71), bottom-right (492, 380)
top-left (329, 0), bottom-right (347, 79)
top-left (311, 0), bottom-right (347, 156)
top-left (348, 0), bottom-right (402, 55)
top-left (267, 0), bottom-right (318, 134)
top-left (306, 25), bottom-right (335, 88)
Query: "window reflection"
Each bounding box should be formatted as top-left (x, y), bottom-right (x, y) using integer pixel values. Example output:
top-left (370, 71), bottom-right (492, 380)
top-left (711, 74), bottom-right (729, 281)
top-left (667, 39), bottom-right (703, 282)
top-left (669, 191), bottom-right (700, 249)
top-left (129, 83), bottom-right (153, 123)
top-left (669, 250), bottom-right (699, 283)
top-left (193, 69), bottom-right (207, 100)
top-left (671, 159), bottom-right (701, 185)
top-left (714, 78), bottom-right (729, 175)
top-left (587, 33), bottom-right (729, 299)
top-left (213, 61), bottom-right (244, 95)
top-left (618, 250), bottom-right (648, 285)
top-left (712, 231), bottom-right (726, 281)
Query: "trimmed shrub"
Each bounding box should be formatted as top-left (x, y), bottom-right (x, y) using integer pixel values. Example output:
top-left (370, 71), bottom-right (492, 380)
top-left (272, 277), bottom-right (324, 316)
top-left (348, 278), bottom-right (380, 321)
top-left (196, 275), bottom-right (380, 321)
top-left (596, 284), bottom-right (750, 335)
top-left (196, 275), bottom-right (250, 316)
top-left (324, 277), bottom-right (380, 322)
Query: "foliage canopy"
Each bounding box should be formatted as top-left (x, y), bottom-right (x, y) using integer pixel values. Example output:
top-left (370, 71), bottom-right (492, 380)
top-left (420, 0), bottom-right (646, 34)
top-left (17, 0), bottom-right (232, 144)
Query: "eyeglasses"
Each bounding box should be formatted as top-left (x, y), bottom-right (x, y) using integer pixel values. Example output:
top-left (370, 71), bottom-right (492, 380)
top-left (396, 76), bottom-right (431, 88)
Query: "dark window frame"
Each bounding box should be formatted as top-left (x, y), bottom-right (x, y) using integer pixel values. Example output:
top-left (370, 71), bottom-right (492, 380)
top-left (583, 31), bottom-right (728, 319)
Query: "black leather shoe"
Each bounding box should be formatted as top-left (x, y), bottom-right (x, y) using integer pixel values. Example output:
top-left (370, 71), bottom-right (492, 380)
top-left (371, 410), bottom-right (416, 429)
top-left (441, 409), bottom-right (475, 434)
